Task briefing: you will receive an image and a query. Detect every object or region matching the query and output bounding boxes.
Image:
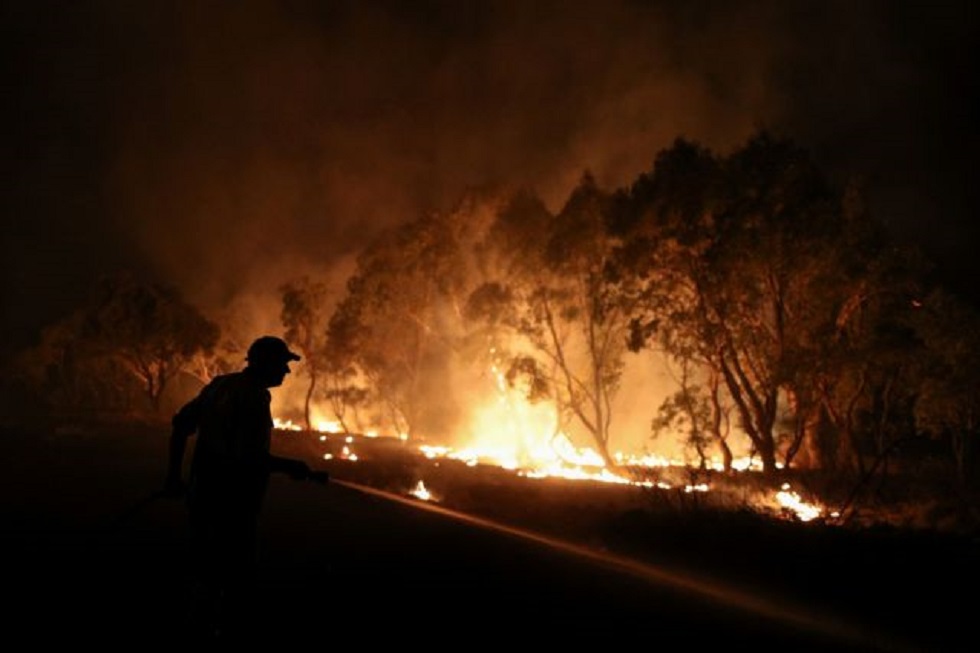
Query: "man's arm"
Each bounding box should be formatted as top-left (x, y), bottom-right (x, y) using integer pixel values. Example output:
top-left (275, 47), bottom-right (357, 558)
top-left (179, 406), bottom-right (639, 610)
top-left (164, 397), bottom-right (201, 495)
top-left (164, 430), bottom-right (189, 495)
top-left (267, 454), bottom-right (329, 484)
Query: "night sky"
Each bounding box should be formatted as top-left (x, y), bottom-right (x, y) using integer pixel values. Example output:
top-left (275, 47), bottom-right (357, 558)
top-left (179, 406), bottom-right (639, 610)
top-left (3, 0), bottom-right (978, 360)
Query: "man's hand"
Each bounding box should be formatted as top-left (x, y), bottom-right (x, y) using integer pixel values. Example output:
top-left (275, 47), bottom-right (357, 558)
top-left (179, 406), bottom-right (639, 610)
top-left (308, 470), bottom-right (330, 485)
top-left (274, 457), bottom-right (327, 483)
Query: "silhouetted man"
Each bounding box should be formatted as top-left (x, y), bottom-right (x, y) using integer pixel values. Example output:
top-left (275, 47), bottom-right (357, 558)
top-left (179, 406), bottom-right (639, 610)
top-left (164, 335), bottom-right (328, 638)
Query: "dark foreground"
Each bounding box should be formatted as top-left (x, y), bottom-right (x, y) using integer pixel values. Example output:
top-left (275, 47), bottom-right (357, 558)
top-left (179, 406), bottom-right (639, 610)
top-left (2, 423), bottom-right (975, 651)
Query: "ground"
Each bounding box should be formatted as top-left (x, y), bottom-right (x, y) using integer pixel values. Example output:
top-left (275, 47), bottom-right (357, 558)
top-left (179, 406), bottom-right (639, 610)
top-left (2, 419), bottom-right (977, 650)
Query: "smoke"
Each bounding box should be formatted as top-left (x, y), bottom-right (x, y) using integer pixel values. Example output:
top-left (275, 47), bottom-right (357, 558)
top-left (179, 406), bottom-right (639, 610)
top-left (101, 0), bottom-right (795, 316)
top-left (5, 0), bottom-right (976, 357)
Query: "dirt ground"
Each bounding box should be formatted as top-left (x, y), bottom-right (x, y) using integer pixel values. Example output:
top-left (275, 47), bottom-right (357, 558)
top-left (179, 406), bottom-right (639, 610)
top-left (2, 420), bottom-right (977, 650)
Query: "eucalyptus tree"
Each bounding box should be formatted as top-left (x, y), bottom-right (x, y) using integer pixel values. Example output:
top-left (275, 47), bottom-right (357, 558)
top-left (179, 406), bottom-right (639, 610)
top-left (281, 276), bottom-right (331, 431)
top-left (81, 271), bottom-right (219, 413)
top-left (327, 214), bottom-right (469, 439)
top-left (910, 286), bottom-right (980, 487)
top-left (17, 310), bottom-right (139, 413)
top-left (466, 175), bottom-right (634, 468)
top-left (613, 133), bottom-right (888, 476)
top-left (612, 139), bottom-right (738, 470)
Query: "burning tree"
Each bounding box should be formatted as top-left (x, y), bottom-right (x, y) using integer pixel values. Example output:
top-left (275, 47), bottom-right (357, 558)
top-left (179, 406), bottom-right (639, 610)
top-left (321, 295), bottom-right (371, 435)
top-left (327, 214), bottom-right (469, 438)
top-left (466, 175), bottom-right (633, 469)
top-left (272, 130), bottom-right (975, 515)
top-left (281, 276), bottom-right (330, 432)
top-left (613, 133), bottom-right (893, 476)
top-left (650, 357), bottom-right (735, 473)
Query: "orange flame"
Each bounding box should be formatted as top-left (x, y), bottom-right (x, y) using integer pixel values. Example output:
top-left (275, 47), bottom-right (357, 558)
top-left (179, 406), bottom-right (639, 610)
top-left (275, 351), bottom-right (827, 523)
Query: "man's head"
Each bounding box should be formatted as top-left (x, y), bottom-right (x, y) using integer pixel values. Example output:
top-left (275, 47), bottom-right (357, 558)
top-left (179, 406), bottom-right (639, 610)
top-left (245, 336), bottom-right (301, 388)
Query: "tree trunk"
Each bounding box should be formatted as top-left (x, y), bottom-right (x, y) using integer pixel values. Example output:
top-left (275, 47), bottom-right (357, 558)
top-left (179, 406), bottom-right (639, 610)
top-left (304, 369), bottom-right (317, 432)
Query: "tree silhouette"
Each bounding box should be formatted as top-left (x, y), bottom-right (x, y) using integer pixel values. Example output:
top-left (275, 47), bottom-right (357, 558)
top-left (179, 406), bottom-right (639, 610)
top-left (466, 176), bottom-right (633, 468)
top-left (81, 272), bottom-right (219, 413)
top-left (281, 276), bottom-right (330, 431)
top-left (614, 133), bottom-right (890, 476)
top-left (911, 286), bottom-right (980, 488)
top-left (328, 215), bottom-right (468, 438)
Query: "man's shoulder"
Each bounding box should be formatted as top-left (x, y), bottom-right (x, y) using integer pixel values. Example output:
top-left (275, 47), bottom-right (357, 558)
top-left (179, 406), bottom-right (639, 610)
top-left (210, 371), bottom-right (243, 385)
top-left (212, 371), bottom-right (269, 402)
top-left (202, 372), bottom-right (240, 393)
top-left (175, 373), bottom-right (242, 421)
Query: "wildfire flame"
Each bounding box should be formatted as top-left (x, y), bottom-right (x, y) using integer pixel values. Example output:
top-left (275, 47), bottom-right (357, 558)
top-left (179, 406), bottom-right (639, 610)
top-left (298, 425), bottom-right (826, 522)
top-left (410, 480), bottom-right (434, 501)
top-left (274, 352), bottom-right (827, 524)
top-left (775, 483), bottom-right (822, 522)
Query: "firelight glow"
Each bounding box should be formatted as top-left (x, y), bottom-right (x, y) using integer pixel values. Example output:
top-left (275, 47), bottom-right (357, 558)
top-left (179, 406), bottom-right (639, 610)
top-left (775, 483), bottom-right (822, 522)
top-left (294, 422), bottom-right (826, 522)
top-left (274, 357), bottom-right (826, 523)
top-left (410, 480), bottom-right (434, 501)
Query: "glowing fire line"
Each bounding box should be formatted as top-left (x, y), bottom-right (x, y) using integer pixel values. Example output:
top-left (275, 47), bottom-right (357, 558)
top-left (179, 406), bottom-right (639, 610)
top-left (290, 423), bottom-right (826, 523)
top-left (273, 348), bottom-right (827, 523)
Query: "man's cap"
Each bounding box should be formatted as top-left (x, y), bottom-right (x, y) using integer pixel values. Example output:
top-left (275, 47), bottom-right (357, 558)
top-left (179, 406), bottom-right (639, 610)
top-left (246, 336), bottom-right (301, 364)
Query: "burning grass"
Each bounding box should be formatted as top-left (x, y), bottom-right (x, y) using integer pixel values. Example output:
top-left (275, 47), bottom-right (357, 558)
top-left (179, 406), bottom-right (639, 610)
top-left (274, 427), bottom-right (979, 540)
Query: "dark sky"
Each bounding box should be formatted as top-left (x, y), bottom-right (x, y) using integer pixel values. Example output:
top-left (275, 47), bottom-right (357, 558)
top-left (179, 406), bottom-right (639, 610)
top-left (3, 0), bottom-right (978, 359)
